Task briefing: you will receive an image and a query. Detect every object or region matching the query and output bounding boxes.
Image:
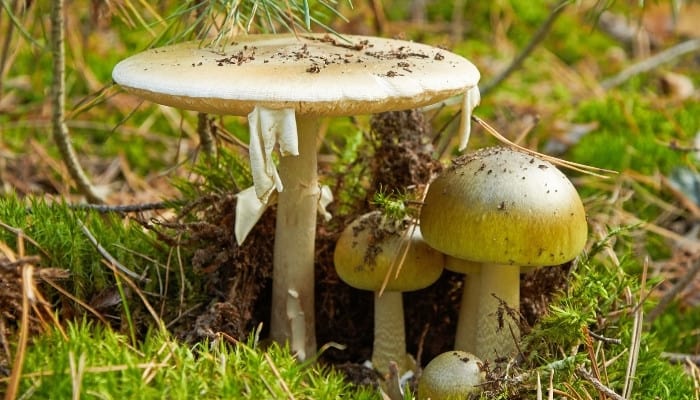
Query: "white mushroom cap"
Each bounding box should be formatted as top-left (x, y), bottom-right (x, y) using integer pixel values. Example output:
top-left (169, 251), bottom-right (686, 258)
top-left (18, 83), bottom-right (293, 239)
top-left (112, 34), bottom-right (480, 117)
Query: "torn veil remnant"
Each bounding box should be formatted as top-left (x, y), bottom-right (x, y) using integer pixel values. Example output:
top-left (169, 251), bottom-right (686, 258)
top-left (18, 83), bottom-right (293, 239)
top-left (112, 33), bottom-right (480, 361)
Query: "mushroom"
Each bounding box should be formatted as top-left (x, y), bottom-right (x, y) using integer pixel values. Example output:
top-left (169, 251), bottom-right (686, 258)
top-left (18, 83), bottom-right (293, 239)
top-left (334, 211), bottom-right (444, 375)
top-left (112, 34), bottom-right (480, 360)
top-left (420, 146), bottom-right (587, 361)
top-left (417, 350), bottom-right (485, 400)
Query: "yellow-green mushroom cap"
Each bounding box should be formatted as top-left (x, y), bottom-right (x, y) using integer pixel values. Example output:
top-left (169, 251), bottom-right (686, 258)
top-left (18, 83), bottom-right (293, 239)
top-left (334, 211), bottom-right (444, 292)
top-left (420, 146), bottom-right (587, 267)
top-left (418, 350), bottom-right (485, 399)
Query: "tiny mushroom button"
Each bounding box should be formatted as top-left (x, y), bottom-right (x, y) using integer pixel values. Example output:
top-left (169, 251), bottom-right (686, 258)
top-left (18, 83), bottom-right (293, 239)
top-left (418, 351), bottom-right (485, 400)
top-left (112, 33), bottom-right (480, 360)
top-left (420, 146), bottom-right (587, 361)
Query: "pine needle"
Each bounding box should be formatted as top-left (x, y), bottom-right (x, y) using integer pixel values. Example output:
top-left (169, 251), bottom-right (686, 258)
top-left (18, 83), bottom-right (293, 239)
top-left (473, 116), bottom-right (617, 178)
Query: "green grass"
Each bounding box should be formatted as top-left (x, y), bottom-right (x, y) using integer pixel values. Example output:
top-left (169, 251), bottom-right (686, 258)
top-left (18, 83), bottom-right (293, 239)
top-left (0, 195), bottom-right (206, 326)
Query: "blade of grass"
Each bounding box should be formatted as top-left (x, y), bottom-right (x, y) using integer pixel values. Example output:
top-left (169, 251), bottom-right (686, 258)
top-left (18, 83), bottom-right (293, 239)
top-left (0, 0), bottom-right (43, 50)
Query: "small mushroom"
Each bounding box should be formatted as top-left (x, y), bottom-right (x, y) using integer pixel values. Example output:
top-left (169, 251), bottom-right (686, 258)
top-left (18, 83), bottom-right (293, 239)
top-left (417, 350), bottom-right (485, 400)
top-left (113, 34), bottom-right (479, 360)
top-left (420, 146), bottom-right (587, 361)
top-left (334, 211), bottom-right (444, 375)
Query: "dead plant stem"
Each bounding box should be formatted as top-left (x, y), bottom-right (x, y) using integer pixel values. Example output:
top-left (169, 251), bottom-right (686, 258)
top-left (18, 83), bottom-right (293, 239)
top-left (197, 112), bottom-right (217, 158)
top-left (51, 0), bottom-right (103, 203)
top-left (480, 0), bottom-right (571, 96)
top-left (601, 38), bottom-right (700, 90)
top-left (647, 255), bottom-right (700, 324)
top-left (575, 366), bottom-right (625, 400)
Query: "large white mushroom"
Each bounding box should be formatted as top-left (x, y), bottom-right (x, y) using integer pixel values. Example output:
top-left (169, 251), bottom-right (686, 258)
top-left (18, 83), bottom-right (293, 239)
top-left (112, 34), bottom-right (480, 360)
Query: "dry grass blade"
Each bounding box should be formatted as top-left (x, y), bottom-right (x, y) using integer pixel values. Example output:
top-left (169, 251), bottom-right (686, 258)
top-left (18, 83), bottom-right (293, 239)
top-left (581, 326), bottom-right (604, 400)
top-left (377, 219), bottom-right (415, 297)
top-left (0, 234), bottom-right (64, 400)
top-left (622, 258), bottom-right (648, 399)
top-left (68, 351), bottom-right (86, 400)
top-left (103, 259), bottom-right (166, 333)
top-left (647, 255), bottom-right (700, 324)
top-left (41, 276), bottom-right (110, 326)
top-left (472, 116), bottom-right (616, 178)
top-left (0, 362), bottom-right (170, 383)
top-left (77, 219), bottom-right (146, 282)
top-left (263, 352), bottom-right (296, 400)
top-left (4, 263), bottom-right (30, 400)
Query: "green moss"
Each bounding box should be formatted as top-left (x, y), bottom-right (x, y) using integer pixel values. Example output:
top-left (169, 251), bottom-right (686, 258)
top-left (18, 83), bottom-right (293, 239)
top-left (0, 195), bottom-right (200, 316)
top-left (522, 228), bottom-right (696, 399)
top-left (15, 321), bottom-right (378, 399)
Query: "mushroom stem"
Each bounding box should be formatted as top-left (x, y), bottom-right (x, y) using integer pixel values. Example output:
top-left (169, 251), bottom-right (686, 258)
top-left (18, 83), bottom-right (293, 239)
top-left (454, 269), bottom-right (481, 352)
top-left (445, 256), bottom-right (482, 353)
top-left (474, 263), bottom-right (520, 361)
top-left (372, 291), bottom-right (409, 375)
top-left (270, 115), bottom-right (320, 361)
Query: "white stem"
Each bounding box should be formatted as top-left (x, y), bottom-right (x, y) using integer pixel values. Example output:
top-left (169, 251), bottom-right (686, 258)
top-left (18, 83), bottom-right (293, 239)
top-left (270, 115), bottom-right (320, 361)
top-left (454, 270), bottom-right (481, 353)
top-left (473, 263), bottom-right (520, 362)
top-left (372, 291), bottom-right (409, 376)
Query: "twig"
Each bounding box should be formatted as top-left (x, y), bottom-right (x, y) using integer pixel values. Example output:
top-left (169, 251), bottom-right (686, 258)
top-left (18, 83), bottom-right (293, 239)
top-left (588, 330), bottom-right (622, 345)
top-left (67, 201), bottom-right (179, 213)
top-left (601, 38), bottom-right (700, 90)
top-left (415, 323), bottom-right (430, 367)
top-left (77, 218), bottom-right (147, 282)
top-left (50, 0), bottom-right (103, 203)
top-left (0, 256), bottom-right (41, 270)
top-left (0, 0), bottom-right (21, 97)
top-left (647, 255), bottom-right (700, 324)
top-left (661, 352), bottom-right (700, 365)
top-left (480, 0), bottom-right (571, 96)
top-left (575, 366), bottom-right (625, 400)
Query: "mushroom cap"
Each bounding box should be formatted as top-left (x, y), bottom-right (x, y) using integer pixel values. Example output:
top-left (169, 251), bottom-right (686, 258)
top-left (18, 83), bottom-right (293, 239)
top-left (112, 34), bottom-right (480, 116)
top-left (417, 350), bottom-right (485, 399)
top-left (420, 146), bottom-right (587, 267)
top-left (334, 211), bottom-right (444, 292)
